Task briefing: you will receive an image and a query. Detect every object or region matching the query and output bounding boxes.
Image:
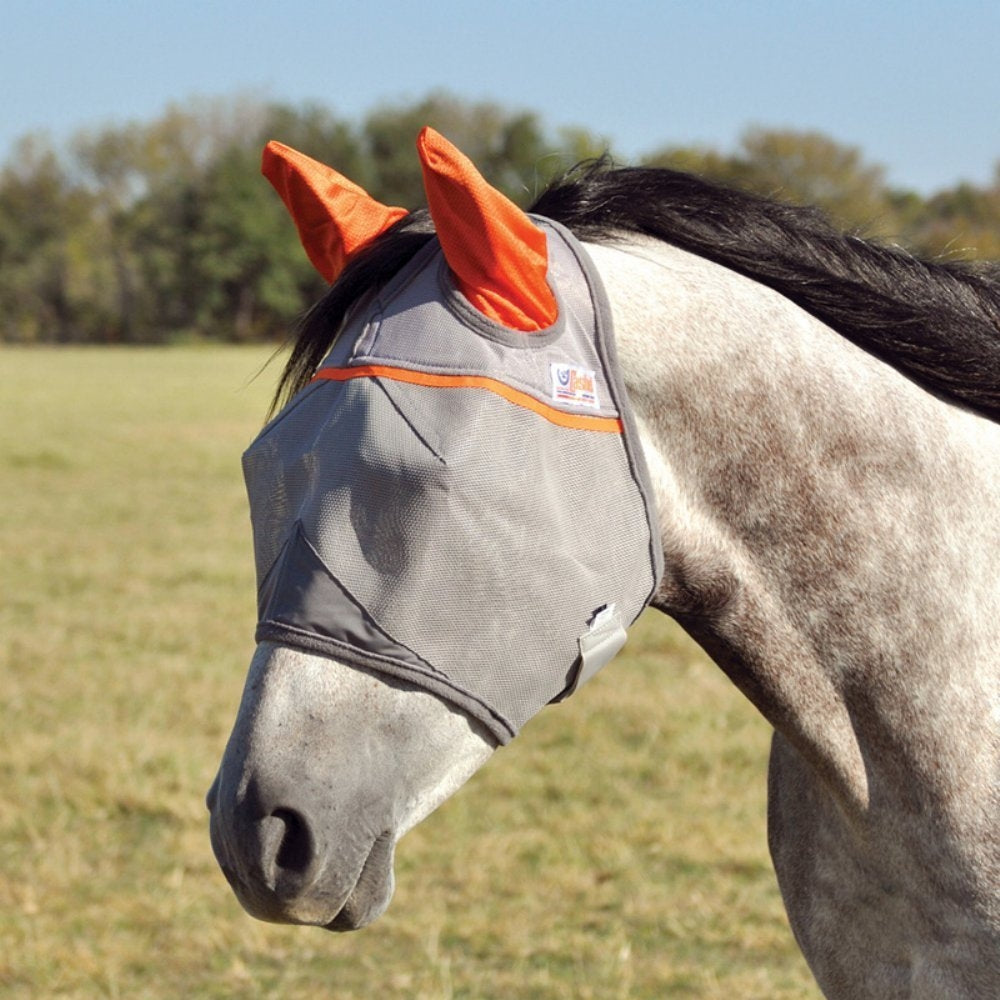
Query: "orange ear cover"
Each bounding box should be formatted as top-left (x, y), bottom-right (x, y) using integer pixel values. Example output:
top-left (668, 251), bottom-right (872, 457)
top-left (417, 127), bottom-right (558, 332)
top-left (262, 140), bottom-right (408, 283)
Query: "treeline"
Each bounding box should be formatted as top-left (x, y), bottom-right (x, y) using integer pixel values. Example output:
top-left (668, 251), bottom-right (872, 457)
top-left (2, 92), bottom-right (998, 345)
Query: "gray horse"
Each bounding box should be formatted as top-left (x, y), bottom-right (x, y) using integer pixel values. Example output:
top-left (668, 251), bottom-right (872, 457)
top-left (208, 129), bottom-right (1000, 998)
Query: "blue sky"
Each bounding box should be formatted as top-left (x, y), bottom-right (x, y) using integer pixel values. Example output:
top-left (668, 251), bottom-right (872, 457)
top-left (4, 1), bottom-right (998, 194)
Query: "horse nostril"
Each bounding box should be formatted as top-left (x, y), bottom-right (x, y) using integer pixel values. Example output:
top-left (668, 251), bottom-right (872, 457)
top-left (270, 807), bottom-right (315, 875)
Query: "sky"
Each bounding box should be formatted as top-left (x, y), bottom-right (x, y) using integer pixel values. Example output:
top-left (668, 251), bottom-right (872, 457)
top-left (3, 0), bottom-right (998, 195)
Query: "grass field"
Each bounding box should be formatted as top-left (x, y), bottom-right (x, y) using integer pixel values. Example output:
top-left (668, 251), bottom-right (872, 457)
top-left (0, 347), bottom-right (820, 998)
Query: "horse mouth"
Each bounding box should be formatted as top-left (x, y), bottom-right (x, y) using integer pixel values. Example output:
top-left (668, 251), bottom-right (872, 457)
top-left (210, 801), bottom-right (396, 931)
top-left (324, 831), bottom-right (396, 931)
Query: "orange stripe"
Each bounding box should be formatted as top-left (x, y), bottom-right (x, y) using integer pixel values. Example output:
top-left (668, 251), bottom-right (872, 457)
top-left (311, 365), bottom-right (623, 433)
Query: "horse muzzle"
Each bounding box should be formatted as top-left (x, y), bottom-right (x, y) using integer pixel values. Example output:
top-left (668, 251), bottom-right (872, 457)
top-left (206, 771), bottom-right (396, 931)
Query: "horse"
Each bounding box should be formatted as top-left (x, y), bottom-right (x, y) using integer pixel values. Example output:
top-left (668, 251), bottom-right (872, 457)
top-left (207, 128), bottom-right (1000, 998)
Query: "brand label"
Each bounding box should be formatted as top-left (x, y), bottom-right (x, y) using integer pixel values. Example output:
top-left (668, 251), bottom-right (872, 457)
top-left (550, 363), bottom-right (599, 409)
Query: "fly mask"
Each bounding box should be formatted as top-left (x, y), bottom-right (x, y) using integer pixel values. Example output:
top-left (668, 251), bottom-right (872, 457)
top-left (243, 129), bottom-right (662, 743)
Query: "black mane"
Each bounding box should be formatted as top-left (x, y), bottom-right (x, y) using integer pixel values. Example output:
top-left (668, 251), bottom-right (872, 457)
top-left (277, 163), bottom-right (1000, 422)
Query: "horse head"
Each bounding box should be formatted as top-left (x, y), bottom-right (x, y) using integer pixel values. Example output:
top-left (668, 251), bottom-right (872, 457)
top-left (207, 129), bottom-right (661, 929)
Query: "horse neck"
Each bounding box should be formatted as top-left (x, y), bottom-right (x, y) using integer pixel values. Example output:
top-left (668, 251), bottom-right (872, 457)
top-left (591, 238), bottom-right (1000, 813)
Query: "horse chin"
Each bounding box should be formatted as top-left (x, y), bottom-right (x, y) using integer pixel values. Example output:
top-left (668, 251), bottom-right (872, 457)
top-left (324, 833), bottom-right (396, 932)
top-left (216, 824), bottom-right (397, 932)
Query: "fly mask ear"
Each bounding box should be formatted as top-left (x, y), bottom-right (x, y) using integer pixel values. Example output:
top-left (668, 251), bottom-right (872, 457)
top-left (416, 127), bottom-right (559, 331)
top-left (262, 140), bottom-right (409, 283)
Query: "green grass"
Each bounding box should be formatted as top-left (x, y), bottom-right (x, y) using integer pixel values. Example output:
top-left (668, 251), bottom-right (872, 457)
top-left (0, 346), bottom-right (820, 998)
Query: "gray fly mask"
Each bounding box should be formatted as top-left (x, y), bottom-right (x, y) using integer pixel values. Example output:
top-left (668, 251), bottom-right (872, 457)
top-left (243, 219), bottom-right (662, 742)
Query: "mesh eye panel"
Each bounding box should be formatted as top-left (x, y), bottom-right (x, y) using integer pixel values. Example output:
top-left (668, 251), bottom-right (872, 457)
top-left (243, 219), bottom-right (661, 742)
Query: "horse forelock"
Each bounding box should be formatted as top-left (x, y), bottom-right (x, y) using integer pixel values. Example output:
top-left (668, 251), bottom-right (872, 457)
top-left (272, 211), bottom-right (436, 415)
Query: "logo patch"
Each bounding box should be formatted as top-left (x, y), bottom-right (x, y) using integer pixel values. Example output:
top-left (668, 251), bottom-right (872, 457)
top-left (550, 363), bottom-right (599, 409)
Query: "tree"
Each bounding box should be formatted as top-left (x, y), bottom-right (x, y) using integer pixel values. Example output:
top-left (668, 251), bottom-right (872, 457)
top-left (184, 142), bottom-right (318, 341)
top-left (899, 166), bottom-right (1000, 261)
top-left (0, 135), bottom-right (95, 341)
top-left (361, 91), bottom-right (597, 207)
top-left (643, 127), bottom-right (893, 235)
top-left (71, 123), bottom-right (147, 340)
top-left (1, 95), bottom-right (995, 345)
